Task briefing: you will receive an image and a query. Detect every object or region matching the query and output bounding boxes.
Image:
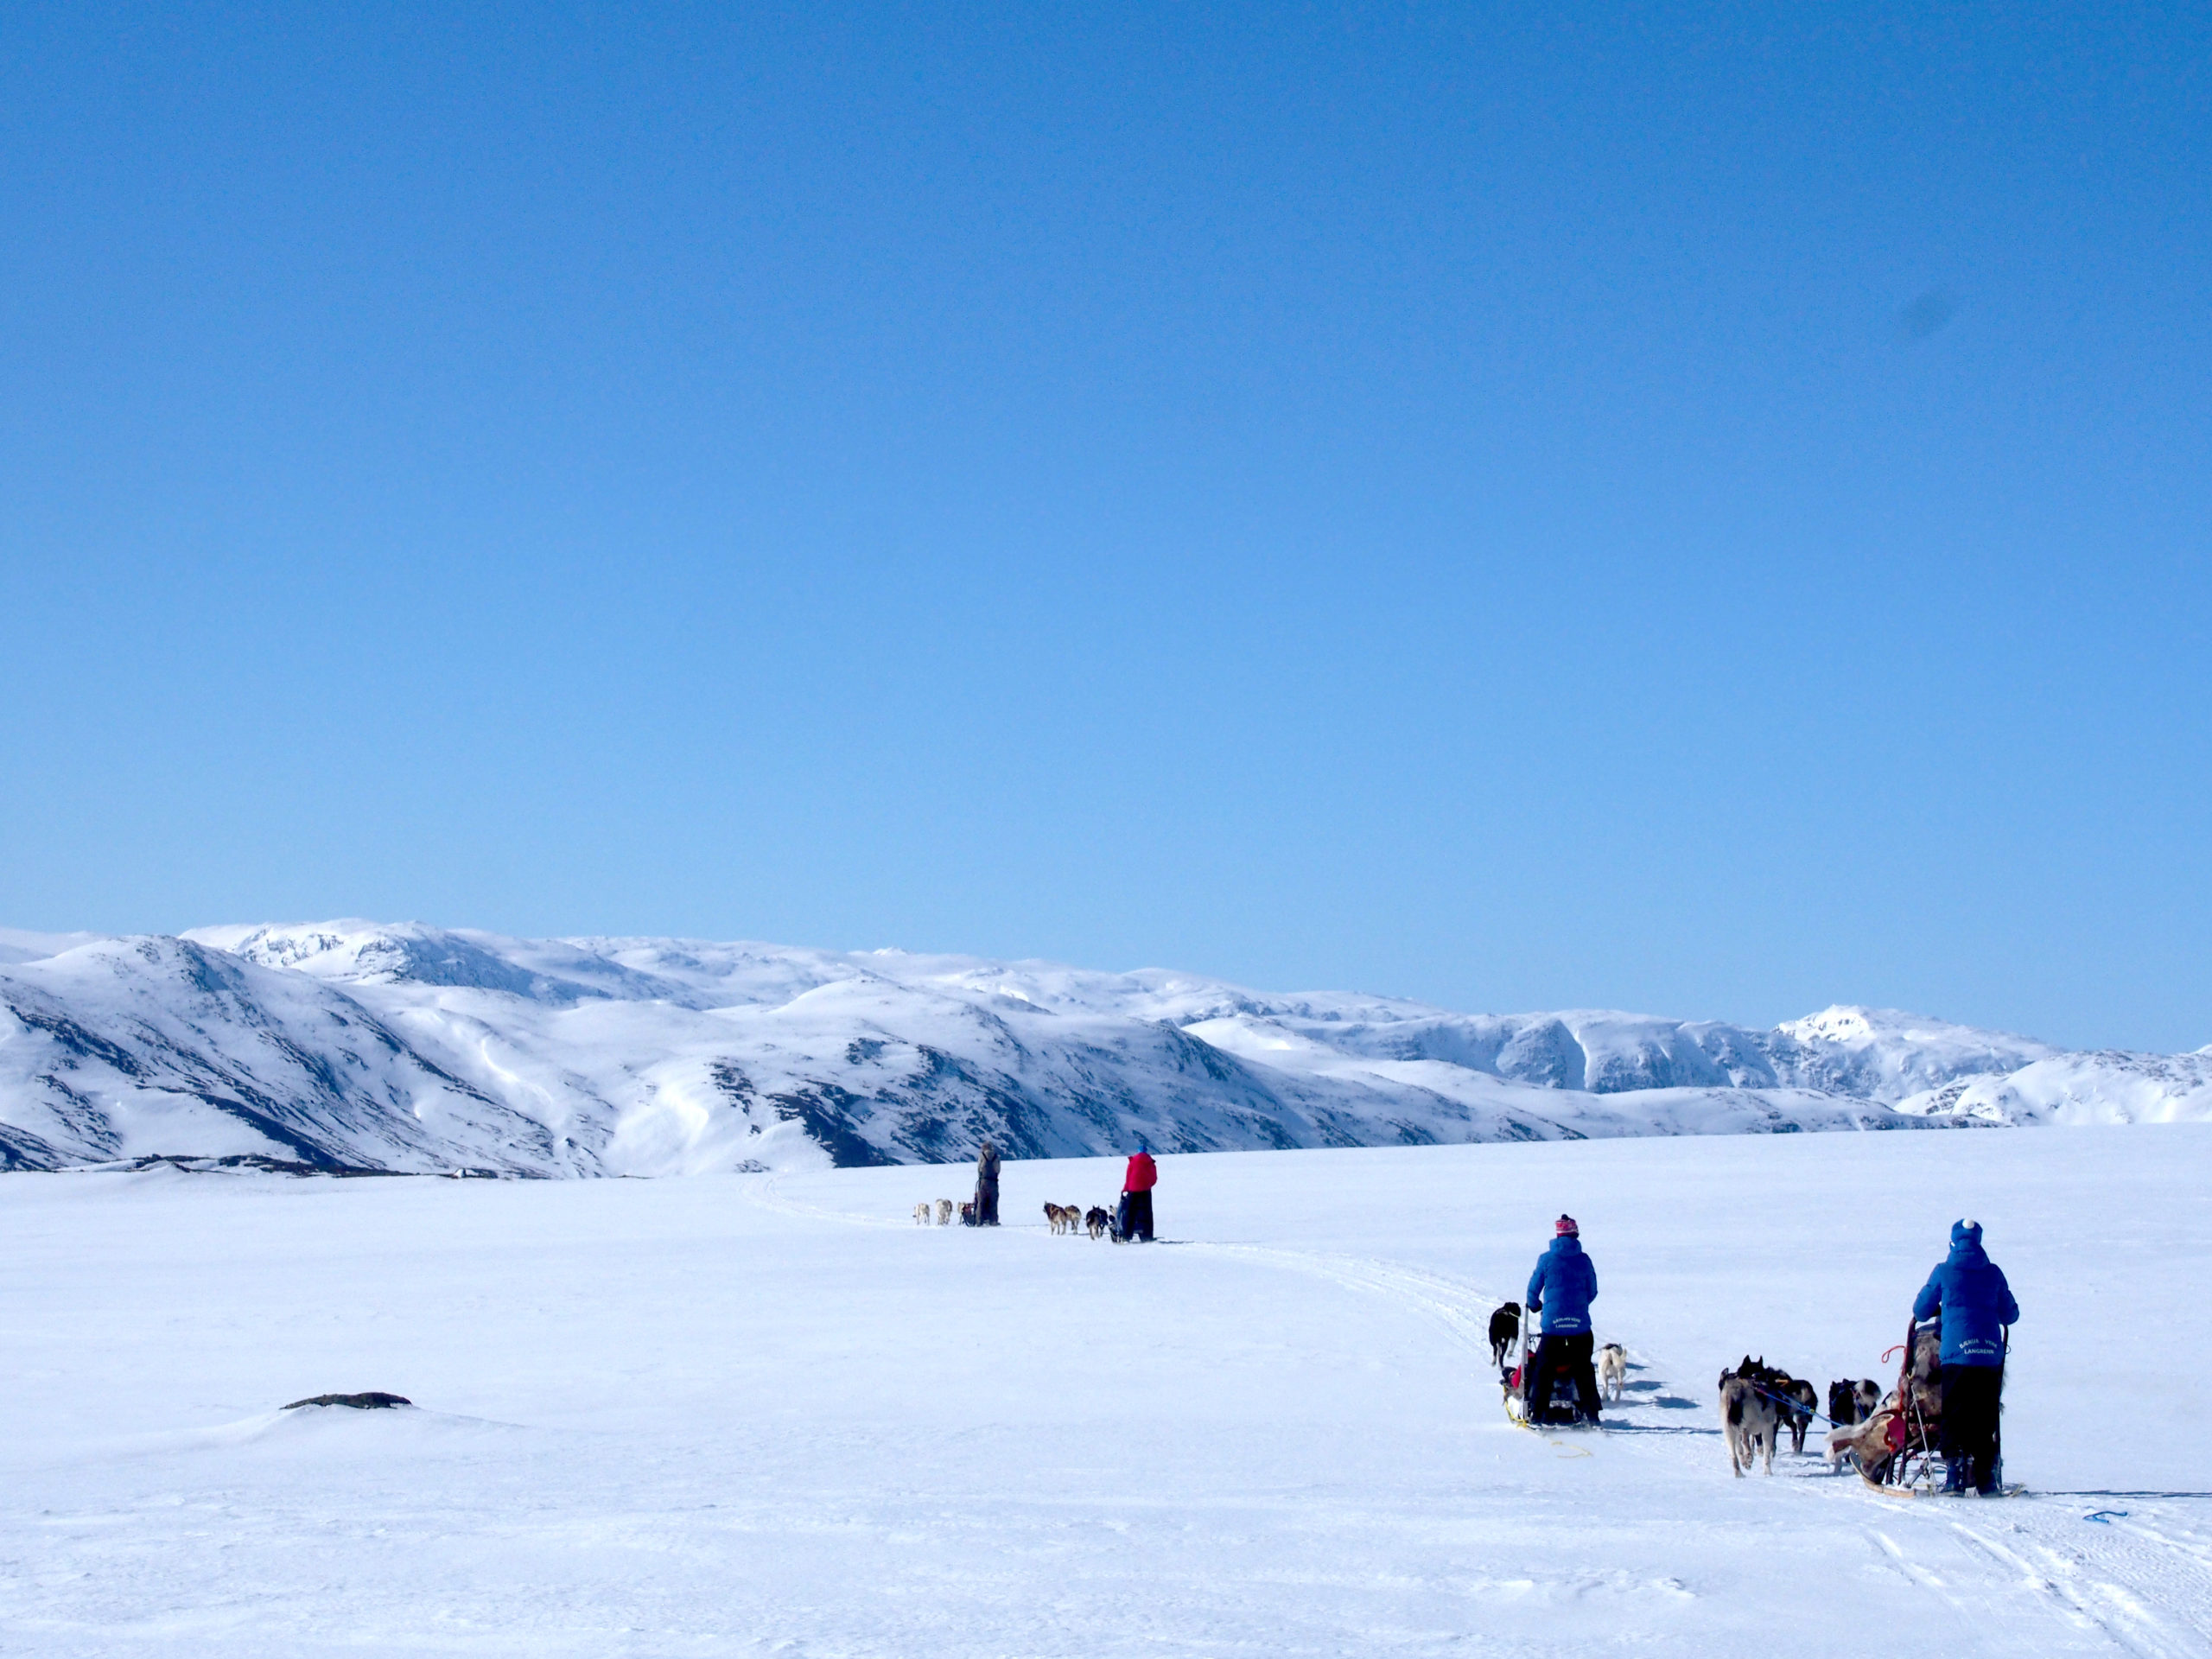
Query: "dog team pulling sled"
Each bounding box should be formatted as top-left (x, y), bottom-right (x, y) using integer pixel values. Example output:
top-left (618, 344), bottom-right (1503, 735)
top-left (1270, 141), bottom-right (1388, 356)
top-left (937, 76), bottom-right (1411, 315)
top-left (1764, 1218), bottom-right (2021, 1497)
top-left (934, 1141), bottom-right (1160, 1243)
top-left (926, 1153), bottom-right (2027, 1494)
top-left (1488, 1213), bottom-right (2024, 1496)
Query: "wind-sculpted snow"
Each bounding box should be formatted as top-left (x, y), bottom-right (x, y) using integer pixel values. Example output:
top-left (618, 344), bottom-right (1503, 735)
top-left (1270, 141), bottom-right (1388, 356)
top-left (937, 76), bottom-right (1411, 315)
top-left (0, 918), bottom-right (2203, 1174)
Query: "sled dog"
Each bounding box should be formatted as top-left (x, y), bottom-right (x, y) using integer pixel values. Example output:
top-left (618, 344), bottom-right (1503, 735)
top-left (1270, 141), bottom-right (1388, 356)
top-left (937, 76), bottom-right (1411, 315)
top-left (1487, 1303), bottom-right (1521, 1368)
top-left (1719, 1367), bottom-right (1777, 1477)
top-left (1827, 1379), bottom-right (1860, 1426)
top-left (913, 1202), bottom-right (932, 1225)
top-left (1598, 1343), bottom-right (1628, 1402)
top-left (936, 1199), bottom-right (955, 1226)
top-left (1084, 1205), bottom-right (1109, 1240)
top-left (1771, 1374), bottom-right (1818, 1454)
top-left (1827, 1377), bottom-right (1881, 1428)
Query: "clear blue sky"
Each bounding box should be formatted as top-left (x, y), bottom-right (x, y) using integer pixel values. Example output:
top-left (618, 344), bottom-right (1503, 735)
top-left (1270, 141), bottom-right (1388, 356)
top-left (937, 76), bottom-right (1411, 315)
top-left (3, 3), bottom-right (2206, 1051)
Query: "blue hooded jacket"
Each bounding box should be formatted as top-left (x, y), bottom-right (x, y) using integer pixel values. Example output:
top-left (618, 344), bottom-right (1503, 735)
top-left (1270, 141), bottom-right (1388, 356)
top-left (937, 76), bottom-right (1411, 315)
top-left (1526, 1236), bottom-right (1598, 1334)
top-left (1912, 1221), bottom-right (2019, 1367)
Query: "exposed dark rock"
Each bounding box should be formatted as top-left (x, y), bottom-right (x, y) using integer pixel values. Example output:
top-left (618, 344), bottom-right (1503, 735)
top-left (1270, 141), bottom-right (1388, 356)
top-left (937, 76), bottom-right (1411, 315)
top-left (108, 1153), bottom-right (408, 1178)
top-left (283, 1391), bottom-right (413, 1410)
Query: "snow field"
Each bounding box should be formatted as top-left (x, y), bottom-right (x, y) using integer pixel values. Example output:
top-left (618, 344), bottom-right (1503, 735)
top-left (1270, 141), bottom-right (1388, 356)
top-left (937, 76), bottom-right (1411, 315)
top-left (3, 1126), bottom-right (2209, 1656)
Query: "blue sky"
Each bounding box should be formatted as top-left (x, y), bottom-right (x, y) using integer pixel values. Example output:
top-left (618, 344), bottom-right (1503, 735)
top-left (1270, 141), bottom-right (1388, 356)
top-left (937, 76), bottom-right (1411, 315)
top-left (2, 3), bottom-right (2205, 1050)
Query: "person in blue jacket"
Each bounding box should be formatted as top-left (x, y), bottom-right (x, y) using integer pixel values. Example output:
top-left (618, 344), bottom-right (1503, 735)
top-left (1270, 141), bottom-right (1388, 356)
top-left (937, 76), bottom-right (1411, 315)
top-left (1524, 1215), bottom-right (1601, 1426)
top-left (1912, 1218), bottom-right (2019, 1494)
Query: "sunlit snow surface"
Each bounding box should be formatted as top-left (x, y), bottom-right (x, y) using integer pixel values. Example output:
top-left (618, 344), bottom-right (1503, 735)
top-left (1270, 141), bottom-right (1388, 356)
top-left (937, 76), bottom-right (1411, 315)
top-left (4, 1128), bottom-right (2210, 1656)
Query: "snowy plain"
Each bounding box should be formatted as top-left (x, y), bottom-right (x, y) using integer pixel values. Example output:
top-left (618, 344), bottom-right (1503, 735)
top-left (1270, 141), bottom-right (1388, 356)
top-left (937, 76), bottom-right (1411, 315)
top-left (4, 1125), bottom-right (2209, 1657)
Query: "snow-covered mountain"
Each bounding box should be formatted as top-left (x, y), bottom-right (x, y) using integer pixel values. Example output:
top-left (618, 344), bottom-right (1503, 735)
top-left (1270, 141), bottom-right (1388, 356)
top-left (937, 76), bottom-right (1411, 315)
top-left (0, 920), bottom-right (2204, 1176)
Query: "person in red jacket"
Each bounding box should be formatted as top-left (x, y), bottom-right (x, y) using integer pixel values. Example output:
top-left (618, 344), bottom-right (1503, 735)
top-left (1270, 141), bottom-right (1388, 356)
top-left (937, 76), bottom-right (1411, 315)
top-left (1118, 1141), bottom-right (1158, 1242)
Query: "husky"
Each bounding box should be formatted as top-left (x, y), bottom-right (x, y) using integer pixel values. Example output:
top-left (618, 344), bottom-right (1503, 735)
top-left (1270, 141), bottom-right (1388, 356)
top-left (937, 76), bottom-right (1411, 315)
top-left (1043, 1202), bottom-right (1066, 1235)
top-left (1827, 1379), bottom-right (1860, 1426)
top-left (1728, 1355), bottom-right (1815, 1454)
top-left (1719, 1365), bottom-right (1778, 1477)
top-left (1084, 1205), bottom-right (1109, 1240)
top-left (1598, 1343), bottom-right (1628, 1402)
top-left (936, 1199), bottom-right (955, 1226)
top-left (1487, 1303), bottom-right (1521, 1368)
top-left (1773, 1375), bottom-right (1819, 1453)
top-left (1827, 1377), bottom-right (1881, 1427)
top-left (913, 1202), bottom-right (933, 1225)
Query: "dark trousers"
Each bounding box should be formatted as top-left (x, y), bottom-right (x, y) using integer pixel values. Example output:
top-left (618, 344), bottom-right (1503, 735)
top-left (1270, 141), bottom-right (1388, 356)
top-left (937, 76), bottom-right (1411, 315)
top-left (1120, 1188), bottom-right (1154, 1242)
top-left (1939, 1363), bottom-right (2002, 1491)
top-left (976, 1182), bottom-right (1000, 1225)
top-left (1529, 1332), bottom-right (1601, 1424)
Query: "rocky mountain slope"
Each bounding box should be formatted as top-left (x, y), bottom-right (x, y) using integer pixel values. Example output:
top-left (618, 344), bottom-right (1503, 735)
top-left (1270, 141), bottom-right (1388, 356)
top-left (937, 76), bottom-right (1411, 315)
top-left (0, 921), bottom-right (2204, 1175)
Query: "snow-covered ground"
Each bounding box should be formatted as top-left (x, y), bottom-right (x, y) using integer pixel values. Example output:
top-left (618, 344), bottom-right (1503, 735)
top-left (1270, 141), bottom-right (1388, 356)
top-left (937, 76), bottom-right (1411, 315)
top-left (4, 1126), bottom-right (2209, 1656)
top-left (4, 920), bottom-right (2208, 1176)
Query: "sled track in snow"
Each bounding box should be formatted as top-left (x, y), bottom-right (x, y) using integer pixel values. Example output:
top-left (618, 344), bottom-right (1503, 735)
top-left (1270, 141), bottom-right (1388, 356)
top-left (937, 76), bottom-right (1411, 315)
top-left (1853, 1484), bottom-right (2212, 1656)
top-left (1179, 1241), bottom-right (1503, 1360)
top-left (1962, 1502), bottom-right (2212, 1658)
top-left (741, 1169), bottom-right (917, 1230)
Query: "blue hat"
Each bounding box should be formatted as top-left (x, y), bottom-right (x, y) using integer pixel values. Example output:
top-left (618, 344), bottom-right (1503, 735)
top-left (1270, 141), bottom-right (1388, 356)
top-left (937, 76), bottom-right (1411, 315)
top-left (1137, 1138), bottom-right (1150, 1154)
top-left (1951, 1218), bottom-right (1982, 1246)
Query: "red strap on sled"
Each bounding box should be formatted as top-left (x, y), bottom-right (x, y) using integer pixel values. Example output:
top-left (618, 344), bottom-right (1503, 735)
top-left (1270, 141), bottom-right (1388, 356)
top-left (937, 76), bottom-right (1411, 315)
top-left (1885, 1414), bottom-right (1907, 1452)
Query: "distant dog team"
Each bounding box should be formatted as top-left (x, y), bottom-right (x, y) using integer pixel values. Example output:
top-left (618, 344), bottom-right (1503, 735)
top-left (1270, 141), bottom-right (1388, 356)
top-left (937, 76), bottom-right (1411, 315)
top-left (916, 1196), bottom-right (1119, 1239)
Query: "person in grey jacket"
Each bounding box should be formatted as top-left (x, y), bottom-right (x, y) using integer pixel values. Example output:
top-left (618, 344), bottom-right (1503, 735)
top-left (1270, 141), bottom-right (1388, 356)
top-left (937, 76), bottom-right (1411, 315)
top-left (974, 1141), bottom-right (1001, 1227)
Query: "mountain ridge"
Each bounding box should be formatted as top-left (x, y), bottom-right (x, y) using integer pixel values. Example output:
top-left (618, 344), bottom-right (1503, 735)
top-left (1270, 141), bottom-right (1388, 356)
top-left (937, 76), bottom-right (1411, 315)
top-left (0, 919), bottom-right (2204, 1176)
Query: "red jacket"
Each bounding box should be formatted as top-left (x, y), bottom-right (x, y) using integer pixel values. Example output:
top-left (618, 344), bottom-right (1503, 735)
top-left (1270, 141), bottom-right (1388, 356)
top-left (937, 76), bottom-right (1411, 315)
top-left (1123, 1152), bottom-right (1157, 1192)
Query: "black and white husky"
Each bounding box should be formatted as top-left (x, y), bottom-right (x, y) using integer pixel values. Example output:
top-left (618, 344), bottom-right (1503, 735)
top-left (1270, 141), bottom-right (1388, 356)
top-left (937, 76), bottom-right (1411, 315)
top-left (1487, 1302), bottom-right (1521, 1368)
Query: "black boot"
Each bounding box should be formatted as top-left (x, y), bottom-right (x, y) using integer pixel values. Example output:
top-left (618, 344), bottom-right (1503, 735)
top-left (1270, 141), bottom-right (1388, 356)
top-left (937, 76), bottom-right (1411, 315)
top-left (1942, 1459), bottom-right (1967, 1494)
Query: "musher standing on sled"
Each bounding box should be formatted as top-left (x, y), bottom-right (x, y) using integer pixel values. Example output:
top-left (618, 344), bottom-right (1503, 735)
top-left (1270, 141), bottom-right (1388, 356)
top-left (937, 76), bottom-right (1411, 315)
top-left (1913, 1218), bottom-right (2018, 1494)
top-left (1118, 1141), bottom-right (1157, 1242)
top-left (1524, 1215), bottom-right (1601, 1427)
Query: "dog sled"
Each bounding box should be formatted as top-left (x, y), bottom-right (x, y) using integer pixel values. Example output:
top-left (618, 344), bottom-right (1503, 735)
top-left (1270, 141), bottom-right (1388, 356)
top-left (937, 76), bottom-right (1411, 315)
top-left (1500, 1316), bottom-right (1599, 1430)
top-left (1826, 1318), bottom-right (2014, 1496)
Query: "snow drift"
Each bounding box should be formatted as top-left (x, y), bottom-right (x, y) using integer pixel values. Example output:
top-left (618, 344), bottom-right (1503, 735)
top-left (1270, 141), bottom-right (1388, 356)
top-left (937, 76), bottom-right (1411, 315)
top-left (0, 920), bottom-right (2203, 1175)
